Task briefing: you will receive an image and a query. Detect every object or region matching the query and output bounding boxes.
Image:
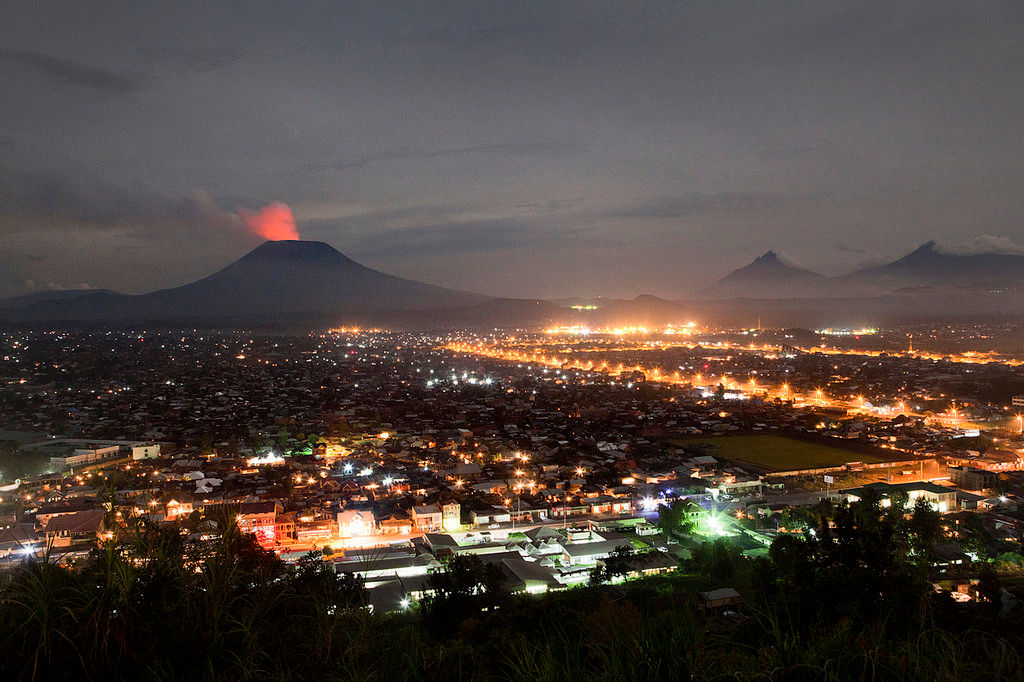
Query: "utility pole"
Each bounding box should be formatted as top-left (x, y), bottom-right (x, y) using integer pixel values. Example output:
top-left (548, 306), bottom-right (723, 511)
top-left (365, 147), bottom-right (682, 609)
top-left (562, 487), bottom-right (567, 528)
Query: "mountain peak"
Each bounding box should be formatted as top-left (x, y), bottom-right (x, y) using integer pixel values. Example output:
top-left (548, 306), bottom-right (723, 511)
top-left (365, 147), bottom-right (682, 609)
top-left (2, 238), bottom-right (489, 323)
top-left (906, 240), bottom-right (938, 256)
top-left (240, 239), bottom-right (357, 267)
top-left (701, 250), bottom-right (825, 298)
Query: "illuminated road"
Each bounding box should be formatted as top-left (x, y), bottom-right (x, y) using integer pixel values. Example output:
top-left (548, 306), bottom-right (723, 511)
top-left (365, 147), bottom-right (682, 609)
top-left (443, 340), bottom-right (927, 418)
top-left (442, 335), bottom-right (1020, 429)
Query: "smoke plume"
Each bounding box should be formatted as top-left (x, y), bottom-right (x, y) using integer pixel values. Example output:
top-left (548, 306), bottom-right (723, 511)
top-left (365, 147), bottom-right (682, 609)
top-left (239, 202), bottom-right (299, 240)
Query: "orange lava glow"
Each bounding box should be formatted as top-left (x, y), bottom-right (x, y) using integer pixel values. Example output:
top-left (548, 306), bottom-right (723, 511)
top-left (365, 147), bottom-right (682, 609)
top-left (239, 202), bottom-right (300, 240)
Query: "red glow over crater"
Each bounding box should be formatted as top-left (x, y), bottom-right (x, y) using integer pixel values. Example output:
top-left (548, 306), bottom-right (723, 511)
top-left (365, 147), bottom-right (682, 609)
top-left (239, 202), bottom-right (299, 241)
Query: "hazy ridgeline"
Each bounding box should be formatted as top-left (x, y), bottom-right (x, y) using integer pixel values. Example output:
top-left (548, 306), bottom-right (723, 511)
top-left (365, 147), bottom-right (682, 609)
top-left (1, 495), bottom-right (1023, 681)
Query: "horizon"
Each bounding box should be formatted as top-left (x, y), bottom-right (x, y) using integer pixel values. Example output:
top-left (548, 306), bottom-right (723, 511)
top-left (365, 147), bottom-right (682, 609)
top-left (4, 235), bottom-right (1021, 303)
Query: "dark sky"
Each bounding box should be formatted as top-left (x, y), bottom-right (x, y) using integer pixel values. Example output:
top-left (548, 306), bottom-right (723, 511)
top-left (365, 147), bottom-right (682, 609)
top-left (1, 2), bottom-right (1022, 299)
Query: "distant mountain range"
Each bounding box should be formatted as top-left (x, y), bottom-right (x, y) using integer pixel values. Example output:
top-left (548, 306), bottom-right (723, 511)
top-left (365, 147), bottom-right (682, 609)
top-left (703, 241), bottom-right (1024, 299)
top-left (4, 238), bottom-right (1024, 329)
top-left (700, 251), bottom-right (827, 298)
top-left (0, 240), bottom-right (558, 326)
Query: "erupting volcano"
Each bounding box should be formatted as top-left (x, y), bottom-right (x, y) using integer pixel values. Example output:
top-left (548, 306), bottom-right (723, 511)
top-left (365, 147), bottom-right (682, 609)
top-left (239, 202), bottom-right (299, 241)
top-left (0, 240), bottom-right (491, 323)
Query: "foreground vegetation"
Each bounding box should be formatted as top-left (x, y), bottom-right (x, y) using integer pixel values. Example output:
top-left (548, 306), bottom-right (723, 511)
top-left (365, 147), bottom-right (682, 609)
top-left (1, 493), bottom-right (1023, 681)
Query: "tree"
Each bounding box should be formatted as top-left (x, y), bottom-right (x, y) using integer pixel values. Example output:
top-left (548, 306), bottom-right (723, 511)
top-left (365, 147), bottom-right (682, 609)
top-left (957, 512), bottom-right (994, 558)
top-left (289, 550), bottom-right (364, 611)
top-left (689, 537), bottom-right (743, 581)
top-left (889, 488), bottom-right (910, 513)
top-left (656, 499), bottom-right (696, 540)
top-left (421, 554), bottom-right (508, 629)
top-left (977, 568), bottom-right (1003, 615)
top-left (589, 545), bottom-right (649, 585)
top-left (779, 506), bottom-right (815, 531)
top-left (908, 497), bottom-right (943, 562)
top-left (769, 534), bottom-right (815, 584)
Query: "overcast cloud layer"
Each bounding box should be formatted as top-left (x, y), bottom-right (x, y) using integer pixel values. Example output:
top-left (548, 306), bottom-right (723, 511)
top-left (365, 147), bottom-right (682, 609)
top-left (1, 2), bottom-right (1022, 298)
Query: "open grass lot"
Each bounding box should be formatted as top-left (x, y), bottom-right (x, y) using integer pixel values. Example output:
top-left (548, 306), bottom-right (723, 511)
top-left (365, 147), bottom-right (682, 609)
top-left (675, 434), bottom-right (888, 471)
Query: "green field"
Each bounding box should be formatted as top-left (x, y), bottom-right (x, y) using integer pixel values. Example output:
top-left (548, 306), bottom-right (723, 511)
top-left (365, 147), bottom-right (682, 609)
top-left (675, 434), bottom-right (886, 471)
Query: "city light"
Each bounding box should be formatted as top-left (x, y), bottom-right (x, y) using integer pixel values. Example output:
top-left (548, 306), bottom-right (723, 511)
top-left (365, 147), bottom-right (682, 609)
top-left (246, 453), bottom-right (285, 466)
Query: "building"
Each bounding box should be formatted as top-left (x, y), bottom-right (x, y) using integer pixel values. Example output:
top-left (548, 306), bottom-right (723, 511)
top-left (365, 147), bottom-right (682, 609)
top-left (702, 587), bottom-right (743, 610)
top-left (335, 551), bottom-right (441, 581)
top-left (845, 481), bottom-right (958, 512)
top-left (25, 439), bottom-right (162, 469)
top-left (561, 538), bottom-right (633, 566)
top-left (974, 449), bottom-right (1023, 471)
top-left (0, 524), bottom-right (40, 561)
top-left (44, 508), bottom-right (107, 548)
top-left (377, 514), bottom-right (413, 535)
top-left (1012, 395), bottom-right (1024, 408)
top-left (337, 509), bottom-right (376, 537)
top-left (441, 501), bottom-right (461, 531)
top-left (49, 445), bottom-right (120, 469)
top-left (411, 504), bottom-right (442, 531)
top-left (166, 497), bottom-right (194, 519)
top-left (131, 443), bottom-right (162, 460)
top-left (235, 502), bottom-right (281, 544)
top-left (295, 517), bottom-right (332, 544)
top-left (948, 465), bottom-right (998, 491)
top-left (275, 515), bottom-right (297, 544)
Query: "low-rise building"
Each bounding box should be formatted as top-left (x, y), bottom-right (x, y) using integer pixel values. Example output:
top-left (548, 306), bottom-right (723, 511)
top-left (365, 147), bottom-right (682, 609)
top-left (411, 504), bottom-right (442, 531)
top-left (44, 508), bottom-right (107, 548)
top-left (949, 465), bottom-right (998, 491)
top-left (236, 502), bottom-right (281, 543)
top-left (337, 509), bottom-right (376, 537)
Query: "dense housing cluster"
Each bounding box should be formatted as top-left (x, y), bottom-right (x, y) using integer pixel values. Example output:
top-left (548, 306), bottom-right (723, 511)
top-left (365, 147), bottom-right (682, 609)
top-left (2, 327), bottom-right (1024, 615)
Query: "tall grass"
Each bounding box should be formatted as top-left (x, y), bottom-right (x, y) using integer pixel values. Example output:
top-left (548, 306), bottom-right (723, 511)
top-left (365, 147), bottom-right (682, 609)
top-left (1, 518), bottom-right (1022, 680)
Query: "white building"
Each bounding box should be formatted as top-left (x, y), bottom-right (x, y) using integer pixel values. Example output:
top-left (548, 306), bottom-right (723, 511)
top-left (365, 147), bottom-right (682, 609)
top-left (337, 510), bottom-right (375, 537)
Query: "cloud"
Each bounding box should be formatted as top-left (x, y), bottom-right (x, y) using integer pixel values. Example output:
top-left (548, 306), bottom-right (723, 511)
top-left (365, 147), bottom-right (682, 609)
top-left (303, 210), bottom-right (567, 258)
top-left (604, 193), bottom-right (785, 219)
top-left (0, 48), bottom-right (143, 93)
top-left (0, 179), bottom-right (295, 296)
top-left (354, 219), bottom-right (535, 256)
top-left (397, 22), bottom-right (536, 49)
top-left (934, 235), bottom-right (1024, 256)
top-left (0, 170), bottom-right (236, 230)
top-left (238, 202), bottom-right (299, 241)
top-left (132, 46), bottom-right (243, 73)
top-left (323, 141), bottom-right (577, 171)
top-left (0, 171), bottom-right (303, 246)
top-left (765, 250), bottom-right (813, 269)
